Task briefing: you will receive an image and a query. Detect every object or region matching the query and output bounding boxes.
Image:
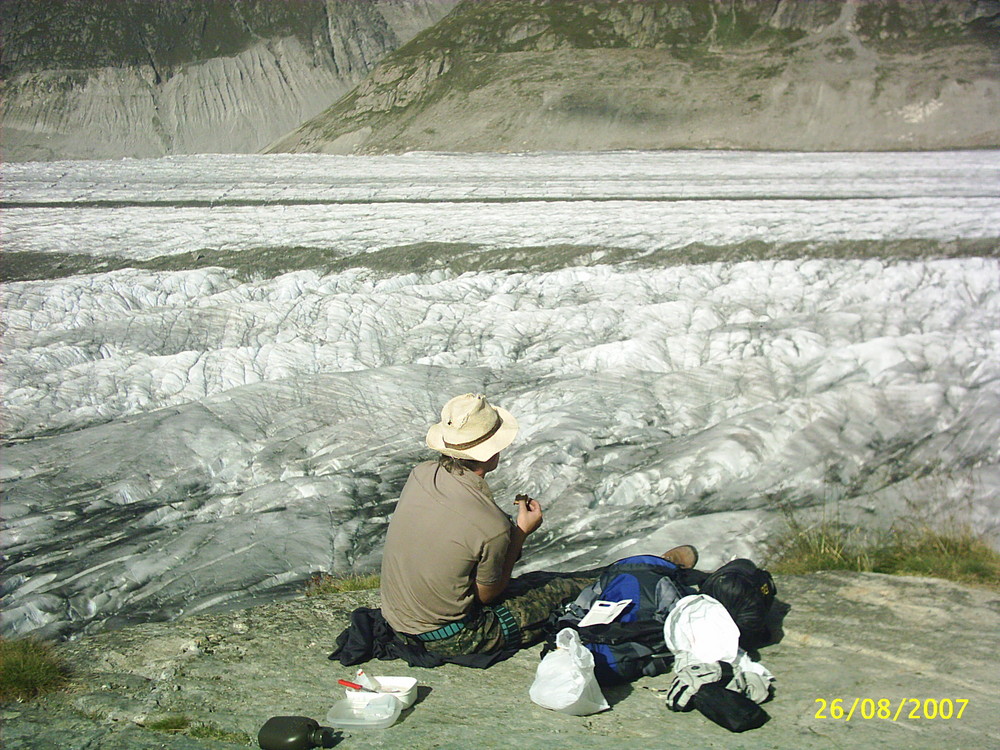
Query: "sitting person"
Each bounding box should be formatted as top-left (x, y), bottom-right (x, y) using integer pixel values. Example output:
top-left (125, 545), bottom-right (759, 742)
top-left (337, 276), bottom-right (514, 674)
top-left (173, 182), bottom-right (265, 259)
top-left (379, 393), bottom-right (599, 659)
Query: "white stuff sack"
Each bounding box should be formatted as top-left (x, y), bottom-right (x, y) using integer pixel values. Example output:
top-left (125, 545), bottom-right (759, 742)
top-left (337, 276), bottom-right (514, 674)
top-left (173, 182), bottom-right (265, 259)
top-left (529, 628), bottom-right (610, 715)
top-left (664, 594), bottom-right (776, 702)
top-left (664, 594), bottom-right (741, 667)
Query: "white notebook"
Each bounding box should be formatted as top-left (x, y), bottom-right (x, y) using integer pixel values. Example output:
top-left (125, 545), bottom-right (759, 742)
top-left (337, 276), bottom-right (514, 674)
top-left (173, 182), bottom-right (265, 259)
top-left (577, 599), bottom-right (633, 627)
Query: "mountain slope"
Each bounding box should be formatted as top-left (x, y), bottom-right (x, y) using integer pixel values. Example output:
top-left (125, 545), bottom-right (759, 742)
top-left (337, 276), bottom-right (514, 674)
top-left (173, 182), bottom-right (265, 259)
top-left (269, 0), bottom-right (1000, 154)
top-left (0, 0), bottom-right (458, 161)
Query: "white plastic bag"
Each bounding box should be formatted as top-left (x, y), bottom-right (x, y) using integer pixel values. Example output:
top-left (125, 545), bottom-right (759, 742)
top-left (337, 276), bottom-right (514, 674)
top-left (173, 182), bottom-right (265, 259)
top-left (528, 628), bottom-right (610, 715)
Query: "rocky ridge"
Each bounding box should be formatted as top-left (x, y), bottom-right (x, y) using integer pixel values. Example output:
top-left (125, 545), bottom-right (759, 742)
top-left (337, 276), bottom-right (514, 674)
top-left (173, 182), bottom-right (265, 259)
top-left (1, 572), bottom-right (997, 749)
top-left (270, 0), bottom-right (1000, 154)
top-left (0, 0), bottom-right (458, 160)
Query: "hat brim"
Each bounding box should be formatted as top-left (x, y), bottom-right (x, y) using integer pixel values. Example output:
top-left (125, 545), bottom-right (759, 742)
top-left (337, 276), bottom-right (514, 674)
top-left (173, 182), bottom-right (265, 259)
top-left (426, 406), bottom-right (519, 461)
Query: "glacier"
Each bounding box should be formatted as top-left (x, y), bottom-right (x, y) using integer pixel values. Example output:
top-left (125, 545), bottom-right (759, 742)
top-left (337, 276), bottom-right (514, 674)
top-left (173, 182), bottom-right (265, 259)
top-left (1, 150), bottom-right (999, 639)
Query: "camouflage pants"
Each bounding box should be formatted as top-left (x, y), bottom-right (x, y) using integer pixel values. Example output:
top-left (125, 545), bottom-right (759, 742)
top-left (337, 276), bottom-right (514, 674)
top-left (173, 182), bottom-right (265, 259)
top-left (417, 570), bottom-right (598, 658)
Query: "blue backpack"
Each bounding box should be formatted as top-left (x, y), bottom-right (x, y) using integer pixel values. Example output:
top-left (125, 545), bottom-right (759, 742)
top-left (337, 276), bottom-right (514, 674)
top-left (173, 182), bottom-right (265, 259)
top-left (551, 555), bottom-right (694, 685)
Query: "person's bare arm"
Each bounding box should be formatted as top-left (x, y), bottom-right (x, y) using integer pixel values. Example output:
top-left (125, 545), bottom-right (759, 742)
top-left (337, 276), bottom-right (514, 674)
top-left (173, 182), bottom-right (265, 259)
top-left (475, 497), bottom-right (543, 604)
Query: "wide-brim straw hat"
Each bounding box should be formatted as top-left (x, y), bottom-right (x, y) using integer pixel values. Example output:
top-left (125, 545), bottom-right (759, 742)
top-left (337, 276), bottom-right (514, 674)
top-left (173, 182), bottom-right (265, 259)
top-left (426, 393), bottom-right (519, 461)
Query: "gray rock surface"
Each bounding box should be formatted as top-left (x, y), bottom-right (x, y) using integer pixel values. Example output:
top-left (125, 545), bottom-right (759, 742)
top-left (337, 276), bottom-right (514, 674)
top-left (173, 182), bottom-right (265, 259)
top-left (0, 0), bottom-right (458, 161)
top-left (3, 572), bottom-right (997, 749)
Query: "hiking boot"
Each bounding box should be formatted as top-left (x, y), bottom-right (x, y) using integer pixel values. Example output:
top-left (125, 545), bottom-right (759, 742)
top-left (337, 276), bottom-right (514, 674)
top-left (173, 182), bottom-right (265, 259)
top-left (661, 544), bottom-right (699, 569)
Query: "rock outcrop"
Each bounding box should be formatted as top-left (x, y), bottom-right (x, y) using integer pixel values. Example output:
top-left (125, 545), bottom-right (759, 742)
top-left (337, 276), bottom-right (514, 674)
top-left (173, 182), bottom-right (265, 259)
top-left (6, 1), bottom-right (997, 159)
top-left (0, 0), bottom-right (458, 161)
top-left (2, 572), bottom-right (997, 749)
top-left (270, 0), bottom-right (1000, 154)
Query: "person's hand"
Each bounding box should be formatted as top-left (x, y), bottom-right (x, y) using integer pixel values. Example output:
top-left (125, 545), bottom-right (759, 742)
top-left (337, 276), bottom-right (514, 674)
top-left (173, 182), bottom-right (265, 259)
top-left (514, 494), bottom-right (543, 535)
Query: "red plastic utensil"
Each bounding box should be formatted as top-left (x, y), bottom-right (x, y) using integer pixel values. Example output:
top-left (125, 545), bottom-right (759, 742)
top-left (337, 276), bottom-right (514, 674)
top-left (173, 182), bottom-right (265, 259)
top-left (338, 678), bottom-right (376, 692)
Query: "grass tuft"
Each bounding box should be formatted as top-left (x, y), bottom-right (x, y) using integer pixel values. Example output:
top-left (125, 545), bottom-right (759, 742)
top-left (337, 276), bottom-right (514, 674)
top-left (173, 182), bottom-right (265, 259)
top-left (189, 723), bottom-right (252, 743)
top-left (146, 715), bottom-right (191, 732)
top-left (872, 526), bottom-right (1000, 585)
top-left (769, 521), bottom-right (1000, 589)
top-left (767, 520), bottom-right (873, 575)
top-left (304, 572), bottom-right (381, 597)
top-left (146, 715), bottom-right (250, 743)
top-left (0, 637), bottom-right (70, 702)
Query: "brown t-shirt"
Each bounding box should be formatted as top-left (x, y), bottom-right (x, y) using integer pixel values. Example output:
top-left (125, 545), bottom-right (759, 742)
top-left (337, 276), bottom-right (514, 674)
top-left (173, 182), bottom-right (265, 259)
top-left (380, 460), bottom-right (512, 635)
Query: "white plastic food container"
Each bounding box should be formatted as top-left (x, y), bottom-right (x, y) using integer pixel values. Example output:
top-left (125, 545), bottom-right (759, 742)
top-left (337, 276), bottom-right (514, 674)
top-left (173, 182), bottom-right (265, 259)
top-left (344, 676), bottom-right (419, 710)
top-left (326, 693), bottom-right (401, 729)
